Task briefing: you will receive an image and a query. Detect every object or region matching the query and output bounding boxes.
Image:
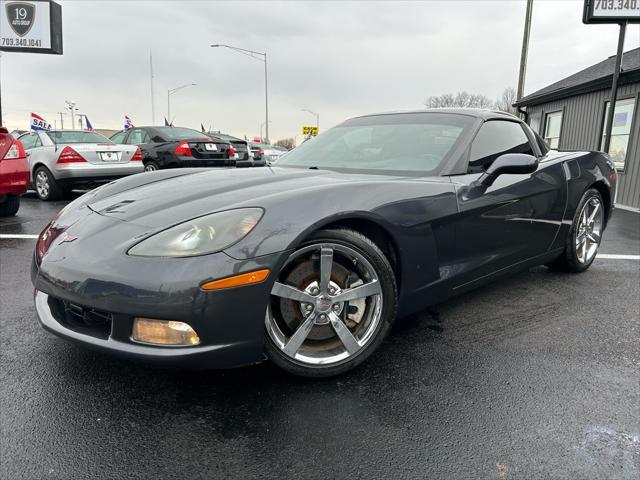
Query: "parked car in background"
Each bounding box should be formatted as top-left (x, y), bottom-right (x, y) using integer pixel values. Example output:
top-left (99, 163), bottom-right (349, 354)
top-left (206, 132), bottom-right (252, 163)
top-left (0, 127), bottom-right (29, 216)
top-left (110, 127), bottom-right (236, 172)
top-left (18, 130), bottom-right (144, 201)
top-left (11, 129), bottom-right (27, 139)
top-left (262, 144), bottom-right (286, 163)
top-left (248, 142), bottom-right (266, 166)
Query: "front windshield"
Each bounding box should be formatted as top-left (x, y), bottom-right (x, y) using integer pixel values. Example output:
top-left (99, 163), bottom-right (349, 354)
top-left (278, 112), bottom-right (474, 175)
top-left (47, 131), bottom-right (113, 144)
top-left (155, 127), bottom-right (211, 141)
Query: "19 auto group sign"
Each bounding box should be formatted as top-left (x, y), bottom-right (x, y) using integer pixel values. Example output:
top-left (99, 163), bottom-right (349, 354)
top-left (0, 0), bottom-right (62, 54)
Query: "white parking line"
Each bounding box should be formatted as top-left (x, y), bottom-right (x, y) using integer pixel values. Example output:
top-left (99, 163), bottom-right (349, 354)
top-left (597, 254), bottom-right (640, 260)
top-left (0, 234), bottom-right (38, 239)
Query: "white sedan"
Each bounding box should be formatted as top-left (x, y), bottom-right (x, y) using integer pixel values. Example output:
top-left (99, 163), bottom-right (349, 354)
top-left (18, 130), bottom-right (144, 201)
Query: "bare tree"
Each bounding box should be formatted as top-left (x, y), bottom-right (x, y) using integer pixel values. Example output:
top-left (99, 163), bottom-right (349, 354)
top-left (495, 87), bottom-right (519, 115)
top-left (274, 137), bottom-right (295, 150)
top-left (425, 91), bottom-right (494, 109)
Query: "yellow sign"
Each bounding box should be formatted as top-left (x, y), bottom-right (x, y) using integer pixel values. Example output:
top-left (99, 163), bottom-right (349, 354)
top-left (302, 126), bottom-right (318, 136)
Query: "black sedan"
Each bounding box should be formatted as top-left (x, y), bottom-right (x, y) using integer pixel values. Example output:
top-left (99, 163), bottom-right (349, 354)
top-left (32, 109), bottom-right (616, 377)
top-left (110, 126), bottom-right (236, 172)
top-left (206, 132), bottom-right (252, 162)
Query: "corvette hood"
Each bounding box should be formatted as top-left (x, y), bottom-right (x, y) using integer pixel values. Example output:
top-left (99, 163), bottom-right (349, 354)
top-left (86, 167), bottom-right (437, 229)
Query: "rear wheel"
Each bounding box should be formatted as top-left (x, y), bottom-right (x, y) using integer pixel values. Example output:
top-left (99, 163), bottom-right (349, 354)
top-left (265, 228), bottom-right (397, 377)
top-left (34, 166), bottom-right (63, 201)
top-left (0, 196), bottom-right (20, 217)
top-left (144, 161), bottom-right (159, 172)
top-left (547, 188), bottom-right (604, 273)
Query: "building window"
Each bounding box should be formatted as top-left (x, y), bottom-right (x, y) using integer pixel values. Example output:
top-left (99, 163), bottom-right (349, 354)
top-left (543, 111), bottom-right (563, 149)
top-left (601, 97), bottom-right (636, 169)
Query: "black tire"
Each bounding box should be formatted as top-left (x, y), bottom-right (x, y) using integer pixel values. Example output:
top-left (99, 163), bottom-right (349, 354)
top-left (34, 166), bottom-right (63, 201)
top-left (547, 188), bottom-right (604, 273)
top-left (144, 161), bottom-right (159, 172)
top-left (0, 196), bottom-right (20, 217)
top-left (265, 228), bottom-right (398, 377)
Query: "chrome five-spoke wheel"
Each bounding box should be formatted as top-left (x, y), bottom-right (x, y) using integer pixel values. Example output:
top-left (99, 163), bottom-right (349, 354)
top-left (265, 229), bottom-right (397, 376)
top-left (575, 196), bottom-right (603, 264)
top-left (548, 188), bottom-right (606, 272)
top-left (35, 170), bottom-right (50, 199)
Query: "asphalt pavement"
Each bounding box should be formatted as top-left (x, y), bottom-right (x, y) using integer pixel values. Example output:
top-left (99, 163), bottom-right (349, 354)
top-left (1, 194), bottom-right (639, 480)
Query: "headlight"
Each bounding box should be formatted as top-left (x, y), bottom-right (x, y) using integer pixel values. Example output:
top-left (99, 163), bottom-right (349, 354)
top-left (128, 208), bottom-right (263, 257)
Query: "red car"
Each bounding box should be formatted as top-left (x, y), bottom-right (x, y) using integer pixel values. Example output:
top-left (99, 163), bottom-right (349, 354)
top-left (0, 127), bottom-right (29, 217)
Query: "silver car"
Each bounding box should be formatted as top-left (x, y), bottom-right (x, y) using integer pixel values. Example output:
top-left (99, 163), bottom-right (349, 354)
top-left (17, 130), bottom-right (144, 201)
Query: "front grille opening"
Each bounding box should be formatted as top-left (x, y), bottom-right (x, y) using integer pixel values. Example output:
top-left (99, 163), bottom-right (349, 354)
top-left (47, 296), bottom-right (113, 339)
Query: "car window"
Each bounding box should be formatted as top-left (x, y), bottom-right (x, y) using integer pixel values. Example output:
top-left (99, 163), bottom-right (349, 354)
top-left (18, 133), bottom-right (40, 150)
top-left (47, 131), bottom-right (113, 144)
top-left (277, 113), bottom-right (474, 175)
top-left (110, 131), bottom-right (127, 144)
top-left (468, 120), bottom-right (535, 172)
top-left (125, 129), bottom-right (149, 145)
top-left (152, 127), bottom-right (210, 141)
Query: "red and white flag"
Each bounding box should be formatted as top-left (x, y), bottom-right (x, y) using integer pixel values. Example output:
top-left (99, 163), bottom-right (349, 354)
top-left (30, 112), bottom-right (52, 131)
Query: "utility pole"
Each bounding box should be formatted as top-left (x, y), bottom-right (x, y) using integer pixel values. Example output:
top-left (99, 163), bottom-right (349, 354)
top-left (57, 112), bottom-right (65, 129)
top-left (150, 49), bottom-right (156, 125)
top-left (517, 0), bottom-right (534, 103)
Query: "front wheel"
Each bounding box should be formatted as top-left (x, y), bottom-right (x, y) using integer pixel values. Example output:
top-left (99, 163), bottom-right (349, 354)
top-left (547, 188), bottom-right (605, 273)
top-left (265, 228), bottom-right (397, 377)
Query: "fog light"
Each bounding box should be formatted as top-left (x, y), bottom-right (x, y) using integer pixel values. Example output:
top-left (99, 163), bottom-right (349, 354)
top-left (132, 318), bottom-right (200, 346)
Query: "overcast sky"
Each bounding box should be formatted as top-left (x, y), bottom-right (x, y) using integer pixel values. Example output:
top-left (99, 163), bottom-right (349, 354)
top-left (1, 0), bottom-right (638, 140)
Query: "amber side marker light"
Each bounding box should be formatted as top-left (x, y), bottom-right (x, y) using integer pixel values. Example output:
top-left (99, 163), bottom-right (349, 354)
top-left (201, 269), bottom-right (270, 291)
top-left (132, 318), bottom-right (200, 346)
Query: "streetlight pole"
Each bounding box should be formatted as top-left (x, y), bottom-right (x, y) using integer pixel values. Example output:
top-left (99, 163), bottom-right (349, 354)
top-left (302, 108), bottom-right (320, 129)
top-left (211, 44), bottom-right (269, 143)
top-left (65, 100), bottom-right (77, 130)
top-left (167, 83), bottom-right (197, 125)
top-left (260, 121), bottom-right (271, 142)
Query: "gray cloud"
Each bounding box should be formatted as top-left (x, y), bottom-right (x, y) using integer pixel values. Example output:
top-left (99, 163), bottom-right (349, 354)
top-left (2, 0), bottom-right (638, 140)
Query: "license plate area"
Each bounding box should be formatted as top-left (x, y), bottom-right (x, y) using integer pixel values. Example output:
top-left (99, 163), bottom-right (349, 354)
top-left (100, 152), bottom-right (119, 162)
top-left (204, 143), bottom-right (217, 151)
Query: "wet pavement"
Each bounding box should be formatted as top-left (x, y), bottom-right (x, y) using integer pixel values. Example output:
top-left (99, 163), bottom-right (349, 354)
top-left (1, 195), bottom-right (639, 479)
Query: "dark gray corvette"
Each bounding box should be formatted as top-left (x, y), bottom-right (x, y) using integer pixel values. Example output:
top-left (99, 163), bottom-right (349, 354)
top-left (32, 110), bottom-right (616, 377)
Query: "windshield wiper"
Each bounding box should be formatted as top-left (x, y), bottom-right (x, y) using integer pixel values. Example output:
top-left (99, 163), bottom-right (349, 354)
top-left (308, 166), bottom-right (319, 170)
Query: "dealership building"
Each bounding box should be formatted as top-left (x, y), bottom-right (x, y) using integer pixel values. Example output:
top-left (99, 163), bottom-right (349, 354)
top-left (516, 47), bottom-right (639, 211)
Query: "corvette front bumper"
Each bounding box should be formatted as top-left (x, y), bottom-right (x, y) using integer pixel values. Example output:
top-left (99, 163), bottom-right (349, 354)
top-left (32, 248), bottom-right (288, 369)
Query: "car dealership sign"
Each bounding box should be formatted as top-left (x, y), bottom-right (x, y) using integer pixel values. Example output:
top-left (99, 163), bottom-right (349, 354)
top-left (583, 0), bottom-right (640, 23)
top-left (0, 0), bottom-right (62, 54)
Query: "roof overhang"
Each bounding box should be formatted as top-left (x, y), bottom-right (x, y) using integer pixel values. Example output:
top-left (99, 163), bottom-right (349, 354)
top-left (514, 69), bottom-right (640, 107)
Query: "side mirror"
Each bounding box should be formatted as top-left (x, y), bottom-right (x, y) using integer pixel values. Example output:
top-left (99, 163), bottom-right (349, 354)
top-left (478, 153), bottom-right (538, 187)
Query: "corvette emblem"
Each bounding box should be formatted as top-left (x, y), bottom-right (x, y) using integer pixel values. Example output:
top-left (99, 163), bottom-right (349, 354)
top-left (6, 2), bottom-right (35, 37)
top-left (59, 234), bottom-right (78, 245)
